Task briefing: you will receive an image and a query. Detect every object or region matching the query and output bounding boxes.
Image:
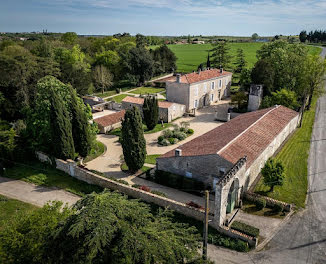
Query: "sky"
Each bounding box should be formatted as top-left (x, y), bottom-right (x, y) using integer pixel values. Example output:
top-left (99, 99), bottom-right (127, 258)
top-left (1, 0), bottom-right (326, 36)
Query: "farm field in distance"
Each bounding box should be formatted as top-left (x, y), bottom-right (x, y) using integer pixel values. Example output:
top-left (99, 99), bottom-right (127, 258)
top-left (151, 43), bottom-right (322, 73)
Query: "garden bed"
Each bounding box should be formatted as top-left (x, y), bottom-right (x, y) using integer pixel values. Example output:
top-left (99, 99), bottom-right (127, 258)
top-left (157, 122), bottom-right (194, 146)
top-left (231, 221), bottom-right (260, 238)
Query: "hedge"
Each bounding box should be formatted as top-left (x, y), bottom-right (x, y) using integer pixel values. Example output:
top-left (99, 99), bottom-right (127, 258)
top-left (231, 221), bottom-right (260, 238)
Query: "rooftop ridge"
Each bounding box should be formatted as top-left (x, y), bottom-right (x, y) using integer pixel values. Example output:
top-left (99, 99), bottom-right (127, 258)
top-left (216, 105), bottom-right (280, 155)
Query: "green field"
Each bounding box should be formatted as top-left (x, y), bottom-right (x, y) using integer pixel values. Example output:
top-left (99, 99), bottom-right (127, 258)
top-left (109, 94), bottom-right (133, 103)
top-left (160, 43), bottom-right (322, 73)
top-left (254, 97), bottom-right (317, 208)
top-left (130, 87), bottom-right (165, 95)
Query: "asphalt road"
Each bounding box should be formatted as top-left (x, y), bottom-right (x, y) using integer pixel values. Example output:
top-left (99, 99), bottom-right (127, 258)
top-left (208, 48), bottom-right (326, 264)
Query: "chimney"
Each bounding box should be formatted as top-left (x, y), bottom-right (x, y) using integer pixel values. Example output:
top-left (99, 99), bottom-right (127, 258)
top-left (226, 113), bottom-right (231, 122)
top-left (220, 67), bottom-right (223, 73)
top-left (198, 68), bottom-right (201, 74)
top-left (175, 149), bottom-right (182, 157)
top-left (176, 74), bottom-right (181, 83)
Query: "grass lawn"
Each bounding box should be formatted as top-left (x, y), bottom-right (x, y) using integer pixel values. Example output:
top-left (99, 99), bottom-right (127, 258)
top-left (83, 141), bottom-right (106, 163)
top-left (109, 94), bottom-right (133, 103)
top-left (145, 154), bottom-right (161, 165)
top-left (120, 163), bottom-right (151, 173)
top-left (0, 195), bottom-right (38, 230)
top-left (129, 87), bottom-right (165, 95)
top-left (3, 161), bottom-right (103, 197)
top-left (242, 200), bottom-right (287, 219)
top-left (93, 90), bottom-right (117, 98)
top-left (153, 43), bottom-right (322, 73)
top-left (254, 96), bottom-right (318, 208)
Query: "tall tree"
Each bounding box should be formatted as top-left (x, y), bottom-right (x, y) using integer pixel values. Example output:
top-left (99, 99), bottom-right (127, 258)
top-left (305, 55), bottom-right (326, 109)
top-left (206, 53), bottom-right (211, 68)
top-left (92, 65), bottom-right (113, 94)
top-left (234, 48), bottom-right (246, 73)
top-left (251, 33), bottom-right (259, 41)
top-left (261, 158), bottom-right (285, 192)
top-left (70, 87), bottom-right (92, 157)
top-left (143, 95), bottom-right (159, 131)
top-left (123, 47), bottom-right (154, 86)
top-left (46, 191), bottom-right (201, 264)
top-left (299, 30), bottom-right (307, 43)
top-left (49, 90), bottom-right (75, 160)
top-left (121, 107), bottom-right (146, 172)
top-left (61, 32), bottom-right (78, 45)
top-left (210, 41), bottom-right (232, 69)
top-left (150, 45), bottom-right (177, 74)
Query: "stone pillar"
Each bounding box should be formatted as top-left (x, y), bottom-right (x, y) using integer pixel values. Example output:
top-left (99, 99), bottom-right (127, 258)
top-left (214, 184), bottom-right (225, 226)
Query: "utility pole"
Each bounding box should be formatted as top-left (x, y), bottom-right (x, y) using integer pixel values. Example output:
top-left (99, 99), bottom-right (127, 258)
top-left (203, 190), bottom-right (209, 260)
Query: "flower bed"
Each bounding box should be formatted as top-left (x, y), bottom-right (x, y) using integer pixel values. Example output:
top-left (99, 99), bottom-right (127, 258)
top-left (231, 221), bottom-right (260, 238)
top-left (157, 122), bottom-right (194, 146)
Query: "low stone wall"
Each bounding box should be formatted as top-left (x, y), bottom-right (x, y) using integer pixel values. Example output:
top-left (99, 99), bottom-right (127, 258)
top-left (244, 191), bottom-right (292, 212)
top-left (35, 151), bottom-right (257, 247)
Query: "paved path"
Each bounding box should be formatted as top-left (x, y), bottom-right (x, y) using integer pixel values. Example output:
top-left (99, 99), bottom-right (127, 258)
top-left (0, 177), bottom-right (80, 207)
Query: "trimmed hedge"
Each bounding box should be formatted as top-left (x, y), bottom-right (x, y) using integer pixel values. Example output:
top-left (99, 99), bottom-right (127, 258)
top-left (231, 221), bottom-right (260, 238)
top-left (255, 198), bottom-right (266, 210)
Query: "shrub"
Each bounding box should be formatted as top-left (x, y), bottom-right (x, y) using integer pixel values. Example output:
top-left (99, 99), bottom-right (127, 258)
top-left (160, 139), bottom-right (170, 146)
top-left (139, 185), bottom-right (151, 192)
top-left (255, 198), bottom-right (266, 210)
top-left (273, 203), bottom-right (284, 213)
top-left (162, 129), bottom-right (173, 138)
top-left (231, 221), bottom-right (260, 237)
top-left (187, 128), bottom-right (194, 135)
top-left (168, 137), bottom-right (176, 144)
top-left (116, 179), bottom-right (129, 185)
top-left (174, 131), bottom-right (187, 140)
top-left (157, 135), bottom-right (164, 142)
top-left (132, 184), bottom-right (141, 188)
top-left (151, 190), bottom-right (167, 197)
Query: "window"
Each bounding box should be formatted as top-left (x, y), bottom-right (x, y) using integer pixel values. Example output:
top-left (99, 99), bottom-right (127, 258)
top-left (204, 83), bottom-right (207, 93)
top-left (194, 85), bottom-right (198, 96)
top-left (211, 94), bottom-right (214, 102)
top-left (219, 79), bottom-right (222, 88)
top-left (211, 82), bottom-right (215, 90)
top-left (173, 105), bottom-right (176, 111)
top-left (194, 99), bottom-right (198, 108)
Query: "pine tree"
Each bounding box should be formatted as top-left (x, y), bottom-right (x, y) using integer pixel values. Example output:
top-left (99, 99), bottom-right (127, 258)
top-left (210, 41), bottom-right (232, 69)
top-left (49, 90), bottom-right (75, 160)
top-left (70, 87), bottom-right (92, 157)
top-left (206, 53), bottom-right (211, 68)
top-left (235, 48), bottom-right (247, 73)
top-left (121, 107), bottom-right (146, 172)
top-left (143, 95), bottom-right (159, 131)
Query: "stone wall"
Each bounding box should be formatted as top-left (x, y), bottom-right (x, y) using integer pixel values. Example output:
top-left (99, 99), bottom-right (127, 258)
top-left (166, 82), bottom-right (190, 110)
top-left (36, 151), bottom-right (257, 247)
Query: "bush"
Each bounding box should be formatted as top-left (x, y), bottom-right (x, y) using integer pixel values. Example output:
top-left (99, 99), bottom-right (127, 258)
top-left (139, 185), bottom-right (151, 192)
top-left (255, 198), bottom-right (266, 210)
top-left (162, 129), bottom-right (173, 138)
top-left (151, 190), bottom-right (167, 197)
top-left (116, 179), bottom-right (129, 185)
top-left (273, 203), bottom-right (284, 213)
top-left (157, 135), bottom-right (164, 143)
top-left (174, 131), bottom-right (187, 140)
top-left (132, 184), bottom-right (141, 188)
top-left (168, 137), bottom-right (176, 144)
top-left (231, 221), bottom-right (260, 237)
top-left (187, 128), bottom-right (194, 135)
top-left (160, 139), bottom-right (170, 146)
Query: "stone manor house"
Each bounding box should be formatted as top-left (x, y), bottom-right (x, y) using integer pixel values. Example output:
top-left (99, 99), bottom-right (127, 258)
top-left (156, 105), bottom-right (299, 225)
top-left (165, 68), bottom-right (232, 111)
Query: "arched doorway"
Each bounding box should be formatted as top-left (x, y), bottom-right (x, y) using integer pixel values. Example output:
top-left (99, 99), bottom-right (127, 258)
top-left (226, 178), bottom-right (239, 213)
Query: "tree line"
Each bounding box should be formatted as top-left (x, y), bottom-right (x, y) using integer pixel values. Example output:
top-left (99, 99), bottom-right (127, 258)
top-left (299, 30), bottom-right (326, 43)
top-left (207, 40), bottom-right (326, 112)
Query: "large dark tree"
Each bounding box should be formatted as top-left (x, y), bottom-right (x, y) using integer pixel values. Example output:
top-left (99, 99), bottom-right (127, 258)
top-left (123, 47), bottom-right (154, 86)
top-left (299, 30), bottom-right (307, 43)
top-left (234, 48), bottom-right (246, 73)
top-left (210, 41), bottom-right (233, 69)
top-left (46, 191), bottom-right (202, 264)
top-left (150, 45), bottom-right (177, 74)
top-left (143, 95), bottom-right (159, 131)
top-left (49, 90), bottom-right (75, 160)
top-left (121, 107), bottom-right (146, 172)
top-left (251, 59), bottom-right (275, 96)
top-left (70, 87), bottom-right (92, 157)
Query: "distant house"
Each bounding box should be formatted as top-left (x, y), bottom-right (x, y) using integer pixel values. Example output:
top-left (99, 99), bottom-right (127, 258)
top-left (82, 96), bottom-right (106, 112)
top-left (165, 68), bottom-right (232, 111)
top-left (192, 40), bottom-right (205, 44)
top-left (93, 110), bottom-right (125, 133)
top-left (157, 105), bottom-right (299, 225)
top-left (121, 96), bottom-right (185, 123)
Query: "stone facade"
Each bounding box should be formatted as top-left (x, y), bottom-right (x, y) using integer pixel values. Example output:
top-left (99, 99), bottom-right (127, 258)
top-left (166, 70), bottom-right (232, 111)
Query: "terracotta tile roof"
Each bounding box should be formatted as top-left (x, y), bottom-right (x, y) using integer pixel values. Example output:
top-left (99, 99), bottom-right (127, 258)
top-left (94, 110), bottom-right (125, 127)
top-left (160, 106), bottom-right (298, 166)
top-left (165, 68), bottom-right (232, 84)
top-left (122, 96), bottom-right (173, 109)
